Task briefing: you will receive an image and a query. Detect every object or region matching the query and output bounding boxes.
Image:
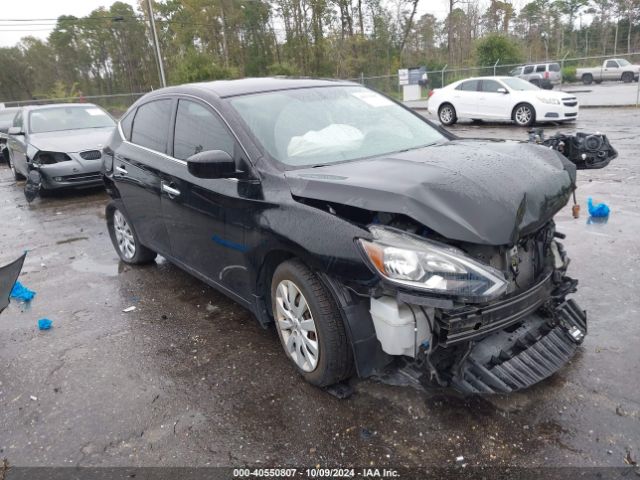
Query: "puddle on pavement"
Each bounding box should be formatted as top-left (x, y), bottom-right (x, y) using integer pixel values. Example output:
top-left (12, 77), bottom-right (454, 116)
top-left (71, 256), bottom-right (120, 276)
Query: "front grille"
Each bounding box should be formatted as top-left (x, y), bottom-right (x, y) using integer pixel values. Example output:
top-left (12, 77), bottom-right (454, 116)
top-left (562, 98), bottom-right (578, 107)
top-left (61, 173), bottom-right (102, 183)
top-left (80, 150), bottom-right (102, 160)
top-left (451, 299), bottom-right (586, 394)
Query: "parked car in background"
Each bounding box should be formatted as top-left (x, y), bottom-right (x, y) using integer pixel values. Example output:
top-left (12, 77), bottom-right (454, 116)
top-left (6, 103), bottom-right (115, 190)
top-left (576, 58), bottom-right (640, 84)
top-left (102, 78), bottom-right (587, 394)
top-left (428, 76), bottom-right (578, 126)
top-left (509, 63), bottom-right (562, 89)
top-left (0, 107), bottom-right (20, 164)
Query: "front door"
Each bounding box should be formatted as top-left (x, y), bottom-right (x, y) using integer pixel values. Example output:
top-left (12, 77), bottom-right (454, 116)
top-left (161, 98), bottom-right (257, 305)
top-left (478, 79), bottom-right (513, 119)
top-left (7, 111), bottom-right (28, 177)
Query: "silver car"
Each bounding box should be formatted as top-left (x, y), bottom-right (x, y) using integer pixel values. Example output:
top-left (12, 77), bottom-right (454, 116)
top-left (6, 103), bottom-right (115, 190)
top-left (510, 63), bottom-right (562, 90)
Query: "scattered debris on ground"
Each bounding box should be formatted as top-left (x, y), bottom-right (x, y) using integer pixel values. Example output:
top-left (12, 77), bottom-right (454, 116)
top-left (10, 281), bottom-right (35, 302)
top-left (37, 318), bottom-right (52, 330)
top-left (122, 306), bottom-right (136, 313)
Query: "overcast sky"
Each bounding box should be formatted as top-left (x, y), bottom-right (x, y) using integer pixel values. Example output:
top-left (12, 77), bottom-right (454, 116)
top-left (0, 0), bottom-right (533, 48)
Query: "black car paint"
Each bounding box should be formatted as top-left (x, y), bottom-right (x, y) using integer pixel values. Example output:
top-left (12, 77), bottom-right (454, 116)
top-left (102, 79), bottom-right (582, 386)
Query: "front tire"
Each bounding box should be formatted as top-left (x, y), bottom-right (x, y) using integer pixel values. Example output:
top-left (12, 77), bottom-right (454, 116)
top-left (438, 103), bottom-right (457, 126)
top-left (271, 260), bottom-right (353, 387)
top-left (513, 103), bottom-right (536, 127)
top-left (622, 72), bottom-right (634, 83)
top-left (107, 203), bottom-right (156, 264)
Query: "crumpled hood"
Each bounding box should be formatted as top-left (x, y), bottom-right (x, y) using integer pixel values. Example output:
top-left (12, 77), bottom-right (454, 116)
top-left (285, 139), bottom-right (576, 245)
top-left (29, 127), bottom-right (114, 153)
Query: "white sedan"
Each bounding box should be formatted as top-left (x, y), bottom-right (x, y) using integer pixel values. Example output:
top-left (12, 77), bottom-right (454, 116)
top-left (427, 76), bottom-right (579, 127)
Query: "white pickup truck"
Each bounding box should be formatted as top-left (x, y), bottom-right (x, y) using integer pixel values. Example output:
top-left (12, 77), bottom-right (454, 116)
top-left (577, 58), bottom-right (640, 85)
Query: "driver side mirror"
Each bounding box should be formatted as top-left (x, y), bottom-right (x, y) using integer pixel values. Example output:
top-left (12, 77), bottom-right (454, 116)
top-left (187, 150), bottom-right (237, 179)
top-left (497, 88), bottom-right (508, 94)
top-left (8, 126), bottom-right (24, 135)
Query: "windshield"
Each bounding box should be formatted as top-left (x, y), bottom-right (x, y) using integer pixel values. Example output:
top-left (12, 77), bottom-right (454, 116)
top-left (29, 105), bottom-right (115, 134)
top-left (230, 86), bottom-right (446, 167)
top-left (0, 110), bottom-right (18, 124)
top-left (617, 59), bottom-right (630, 66)
top-left (500, 77), bottom-right (541, 91)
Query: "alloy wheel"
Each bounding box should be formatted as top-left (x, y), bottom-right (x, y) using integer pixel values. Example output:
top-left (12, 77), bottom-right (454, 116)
top-left (274, 279), bottom-right (319, 372)
top-left (440, 106), bottom-right (453, 124)
top-left (515, 105), bottom-right (532, 126)
top-left (113, 209), bottom-right (136, 260)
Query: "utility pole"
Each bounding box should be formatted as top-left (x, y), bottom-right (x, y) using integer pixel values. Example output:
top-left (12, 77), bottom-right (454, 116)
top-left (146, 0), bottom-right (166, 88)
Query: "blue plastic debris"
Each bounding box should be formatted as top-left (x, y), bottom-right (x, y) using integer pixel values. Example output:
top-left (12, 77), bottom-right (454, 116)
top-left (588, 197), bottom-right (610, 217)
top-left (10, 281), bottom-right (36, 302)
top-left (38, 318), bottom-right (52, 330)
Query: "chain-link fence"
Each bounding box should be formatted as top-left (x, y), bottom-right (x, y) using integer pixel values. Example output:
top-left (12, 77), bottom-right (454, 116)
top-left (351, 51), bottom-right (640, 100)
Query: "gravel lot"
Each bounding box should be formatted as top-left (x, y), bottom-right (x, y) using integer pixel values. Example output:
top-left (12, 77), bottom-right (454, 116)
top-left (0, 108), bottom-right (639, 472)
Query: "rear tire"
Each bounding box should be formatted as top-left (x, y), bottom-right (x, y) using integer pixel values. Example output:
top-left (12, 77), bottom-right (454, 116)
top-left (106, 203), bottom-right (156, 264)
top-left (271, 259), bottom-right (353, 387)
top-left (438, 103), bottom-right (457, 126)
top-left (513, 103), bottom-right (536, 127)
top-left (582, 74), bottom-right (593, 85)
top-left (622, 72), bottom-right (634, 83)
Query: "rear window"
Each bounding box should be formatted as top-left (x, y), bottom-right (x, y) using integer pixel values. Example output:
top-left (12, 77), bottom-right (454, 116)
top-left (130, 99), bottom-right (172, 153)
top-left (548, 63), bottom-right (561, 72)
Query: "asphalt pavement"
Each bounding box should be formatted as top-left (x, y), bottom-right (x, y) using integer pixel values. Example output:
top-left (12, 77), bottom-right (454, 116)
top-left (0, 108), bottom-right (639, 471)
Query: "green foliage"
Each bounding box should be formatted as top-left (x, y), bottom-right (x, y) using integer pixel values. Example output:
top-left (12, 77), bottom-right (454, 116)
top-left (267, 62), bottom-right (300, 76)
top-left (475, 34), bottom-right (523, 67)
top-left (562, 66), bottom-right (577, 83)
top-left (169, 49), bottom-right (239, 84)
top-left (43, 81), bottom-right (80, 100)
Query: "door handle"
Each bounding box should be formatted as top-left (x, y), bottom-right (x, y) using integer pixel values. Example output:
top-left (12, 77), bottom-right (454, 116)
top-left (161, 181), bottom-right (181, 198)
top-left (115, 165), bottom-right (128, 175)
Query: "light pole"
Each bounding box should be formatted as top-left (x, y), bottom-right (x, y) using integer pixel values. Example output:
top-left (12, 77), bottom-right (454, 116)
top-left (146, 0), bottom-right (166, 88)
top-left (541, 32), bottom-right (549, 60)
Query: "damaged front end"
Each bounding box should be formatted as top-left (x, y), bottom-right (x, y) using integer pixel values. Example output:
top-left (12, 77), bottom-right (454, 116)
top-left (357, 220), bottom-right (586, 395)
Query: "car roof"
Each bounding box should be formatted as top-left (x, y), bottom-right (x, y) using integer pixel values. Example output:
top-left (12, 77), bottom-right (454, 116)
top-left (146, 77), bottom-right (358, 99)
top-left (21, 103), bottom-right (99, 112)
top-left (455, 76), bottom-right (512, 82)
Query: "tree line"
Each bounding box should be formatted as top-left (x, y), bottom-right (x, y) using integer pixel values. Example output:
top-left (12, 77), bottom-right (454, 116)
top-left (0, 0), bottom-right (639, 102)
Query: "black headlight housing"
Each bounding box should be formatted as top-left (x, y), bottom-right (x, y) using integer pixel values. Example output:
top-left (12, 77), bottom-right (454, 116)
top-left (33, 151), bottom-right (72, 165)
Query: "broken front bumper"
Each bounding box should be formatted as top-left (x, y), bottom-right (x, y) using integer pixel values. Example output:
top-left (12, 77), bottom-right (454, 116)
top-left (450, 298), bottom-right (586, 393)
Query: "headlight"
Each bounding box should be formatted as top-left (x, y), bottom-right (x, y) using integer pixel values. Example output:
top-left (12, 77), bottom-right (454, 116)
top-left (536, 96), bottom-right (560, 105)
top-left (358, 226), bottom-right (507, 303)
top-left (34, 151), bottom-right (72, 165)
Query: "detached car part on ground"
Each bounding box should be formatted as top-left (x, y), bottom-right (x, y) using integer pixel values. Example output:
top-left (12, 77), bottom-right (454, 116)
top-left (102, 79), bottom-right (587, 395)
top-left (0, 253), bottom-right (26, 315)
top-left (528, 129), bottom-right (618, 170)
top-left (5, 103), bottom-right (115, 200)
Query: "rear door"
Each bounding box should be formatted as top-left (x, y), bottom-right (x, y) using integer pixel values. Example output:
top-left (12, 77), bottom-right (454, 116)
top-left (477, 79), bottom-right (512, 119)
top-left (452, 79), bottom-right (480, 116)
top-left (112, 98), bottom-right (173, 256)
top-left (160, 97), bottom-right (254, 305)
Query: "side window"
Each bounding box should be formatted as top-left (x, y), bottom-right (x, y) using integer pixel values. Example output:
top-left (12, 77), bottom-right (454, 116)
top-left (523, 66), bottom-right (534, 74)
top-left (456, 80), bottom-right (479, 91)
top-left (535, 65), bottom-right (546, 72)
top-left (173, 99), bottom-right (235, 161)
top-left (120, 109), bottom-right (135, 141)
top-left (130, 99), bottom-right (172, 153)
top-left (606, 60), bottom-right (618, 68)
top-left (481, 80), bottom-right (503, 92)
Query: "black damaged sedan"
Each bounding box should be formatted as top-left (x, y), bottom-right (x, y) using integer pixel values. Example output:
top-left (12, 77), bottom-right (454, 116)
top-left (102, 78), bottom-right (586, 394)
